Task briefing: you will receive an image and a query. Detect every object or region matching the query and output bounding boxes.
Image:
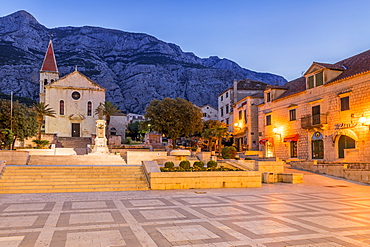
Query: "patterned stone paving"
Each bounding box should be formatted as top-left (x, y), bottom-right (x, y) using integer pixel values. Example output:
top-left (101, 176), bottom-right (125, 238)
top-left (0, 169), bottom-right (370, 246)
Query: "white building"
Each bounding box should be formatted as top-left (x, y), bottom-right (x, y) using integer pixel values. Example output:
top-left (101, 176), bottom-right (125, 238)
top-left (39, 40), bottom-right (106, 137)
top-left (199, 105), bottom-right (218, 121)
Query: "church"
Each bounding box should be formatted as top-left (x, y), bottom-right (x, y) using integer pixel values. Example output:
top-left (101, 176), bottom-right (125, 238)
top-left (39, 40), bottom-right (106, 137)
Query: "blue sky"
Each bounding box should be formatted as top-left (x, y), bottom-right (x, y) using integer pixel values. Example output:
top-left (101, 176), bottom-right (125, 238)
top-left (1, 0), bottom-right (370, 81)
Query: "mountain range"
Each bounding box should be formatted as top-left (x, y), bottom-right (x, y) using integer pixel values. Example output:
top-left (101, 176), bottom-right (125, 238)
top-left (0, 10), bottom-right (287, 114)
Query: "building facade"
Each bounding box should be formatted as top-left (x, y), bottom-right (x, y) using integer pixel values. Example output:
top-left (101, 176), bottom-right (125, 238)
top-left (40, 41), bottom-right (106, 137)
top-left (258, 49), bottom-right (370, 162)
top-left (199, 105), bottom-right (218, 121)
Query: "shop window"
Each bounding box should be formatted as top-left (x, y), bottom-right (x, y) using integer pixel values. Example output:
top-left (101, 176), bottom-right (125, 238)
top-left (289, 109), bottom-right (296, 121)
top-left (340, 96), bottom-right (350, 111)
top-left (59, 100), bottom-right (64, 115)
top-left (290, 141), bottom-right (297, 157)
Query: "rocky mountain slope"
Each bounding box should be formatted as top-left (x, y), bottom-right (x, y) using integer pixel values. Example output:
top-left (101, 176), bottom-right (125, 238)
top-left (0, 10), bottom-right (287, 114)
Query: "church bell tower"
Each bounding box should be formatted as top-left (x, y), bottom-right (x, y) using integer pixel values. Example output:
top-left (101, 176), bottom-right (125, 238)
top-left (39, 40), bottom-right (59, 102)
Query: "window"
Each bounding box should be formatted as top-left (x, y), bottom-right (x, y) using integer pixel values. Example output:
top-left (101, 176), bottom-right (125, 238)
top-left (307, 76), bottom-right (314, 89)
top-left (203, 113), bottom-right (207, 117)
top-left (71, 91), bottom-right (81, 100)
top-left (312, 105), bottom-right (321, 125)
top-left (87, 101), bottom-right (92, 116)
top-left (221, 95), bottom-right (223, 101)
top-left (59, 100), bottom-right (64, 115)
top-left (340, 96), bottom-right (349, 111)
top-left (225, 104), bottom-right (229, 114)
top-left (289, 109), bottom-right (296, 121)
top-left (110, 127), bottom-right (117, 136)
top-left (44, 79), bottom-right (48, 85)
top-left (307, 71), bottom-right (324, 89)
top-left (226, 118), bottom-right (229, 125)
top-left (220, 108), bottom-right (224, 117)
top-left (290, 141), bottom-right (297, 158)
top-left (226, 92), bottom-right (229, 98)
top-left (267, 92), bottom-right (271, 102)
top-left (315, 71), bottom-right (323, 86)
top-left (239, 110), bottom-right (243, 120)
top-left (266, 115), bottom-right (271, 126)
top-left (244, 110), bottom-right (247, 123)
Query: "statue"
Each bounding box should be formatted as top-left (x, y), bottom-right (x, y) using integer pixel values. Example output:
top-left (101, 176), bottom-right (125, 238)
top-left (97, 103), bottom-right (104, 120)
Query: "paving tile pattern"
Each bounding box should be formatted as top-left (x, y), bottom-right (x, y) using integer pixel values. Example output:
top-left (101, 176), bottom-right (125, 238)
top-left (0, 170), bottom-right (370, 246)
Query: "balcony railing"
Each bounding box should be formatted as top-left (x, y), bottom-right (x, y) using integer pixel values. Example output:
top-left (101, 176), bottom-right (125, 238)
top-left (301, 114), bottom-right (328, 129)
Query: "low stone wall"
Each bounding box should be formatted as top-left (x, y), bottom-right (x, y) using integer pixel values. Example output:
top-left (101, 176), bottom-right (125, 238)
top-left (277, 173), bottom-right (303, 184)
top-left (0, 150), bottom-right (29, 165)
top-left (125, 151), bottom-right (167, 165)
top-left (16, 148), bottom-right (76, 156)
top-left (291, 161), bottom-right (370, 184)
top-left (149, 171), bottom-right (262, 190)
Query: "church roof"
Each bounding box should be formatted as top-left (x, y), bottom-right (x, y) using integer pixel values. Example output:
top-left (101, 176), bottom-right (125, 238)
top-left (41, 40), bottom-right (58, 72)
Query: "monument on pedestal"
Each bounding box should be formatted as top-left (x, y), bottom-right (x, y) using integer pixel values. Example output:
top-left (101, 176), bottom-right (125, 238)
top-left (91, 103), bottom-right (109, 154)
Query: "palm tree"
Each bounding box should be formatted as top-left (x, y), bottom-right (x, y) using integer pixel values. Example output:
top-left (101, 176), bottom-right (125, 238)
top-left (95, 101), bottom-right (121, 137)
top-left (31, 102), bottom-right (56, 140)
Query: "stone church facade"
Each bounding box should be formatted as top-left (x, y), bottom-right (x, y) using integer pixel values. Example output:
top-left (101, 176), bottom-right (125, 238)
top-left (39, 40), bottom-right (106, 137)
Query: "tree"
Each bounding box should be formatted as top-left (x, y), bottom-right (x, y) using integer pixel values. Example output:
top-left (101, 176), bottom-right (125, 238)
top-left (31, 102), bottom-right (56, 140)
top-left (145, 97), bottom-right (203, 149)
top-left (201, 120), bottom-right (229, 153)
top-left (0, 129), bottom-right (14, 149)
top-left (0, 99), bottom-right (38, 147)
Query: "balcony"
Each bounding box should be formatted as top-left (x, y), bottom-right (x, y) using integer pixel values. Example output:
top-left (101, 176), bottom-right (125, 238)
top-left (301, 114), bottom-right (328, 129)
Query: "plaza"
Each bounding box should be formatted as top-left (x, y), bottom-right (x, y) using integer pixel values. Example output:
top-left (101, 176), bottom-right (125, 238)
top-left (0, 166), bottom-right (369, 247)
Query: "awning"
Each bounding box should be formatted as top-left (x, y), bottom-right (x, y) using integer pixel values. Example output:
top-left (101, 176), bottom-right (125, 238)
top-left (283, 134), bottom-right (299, 142)
top-left (259, 137), bottom-right (274, 145)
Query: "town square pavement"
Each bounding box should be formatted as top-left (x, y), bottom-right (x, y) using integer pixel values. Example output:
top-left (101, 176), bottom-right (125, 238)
top-left (0, 167), bottom-right (370, 247)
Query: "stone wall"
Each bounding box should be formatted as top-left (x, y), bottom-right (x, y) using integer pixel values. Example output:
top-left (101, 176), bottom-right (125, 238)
top-left (291, 160), bottom-right (370, 184)
top-left (149, 171), bottom-right (262, 190)
top-left (125, 151), bottom-right (167, 165)
top-left (0, 150), bottom-right (29, 165)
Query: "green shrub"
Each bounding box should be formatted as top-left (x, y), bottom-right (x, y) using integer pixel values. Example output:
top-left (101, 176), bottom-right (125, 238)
top-left (222, 146), bottom-right (237, 159)
top-left (179, 160), bottom-right (190, 169)
top-left (32, 139), bottom-right (50, 149)
top-left (164, 162), bottom-right (174, 169)
top-left (125, 137), bottom-right (132, 144)
top-left (193, 161), bottom-right (204, 169)
top-left (207, 160), bottom-right (217, 168)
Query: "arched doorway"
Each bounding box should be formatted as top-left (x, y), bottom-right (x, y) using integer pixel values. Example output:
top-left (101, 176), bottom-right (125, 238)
top-left (312, 132), bottom-right (324, 159)
top-left (338, 135), bottom-right (355, 158)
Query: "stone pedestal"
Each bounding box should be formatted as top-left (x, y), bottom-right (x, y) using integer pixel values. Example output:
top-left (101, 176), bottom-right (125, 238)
top-left (91, 119), bottom-right (109, 154)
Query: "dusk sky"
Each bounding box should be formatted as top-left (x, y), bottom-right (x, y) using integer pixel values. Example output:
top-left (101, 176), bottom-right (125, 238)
top-left (1, 0), bottom-right (370, 81)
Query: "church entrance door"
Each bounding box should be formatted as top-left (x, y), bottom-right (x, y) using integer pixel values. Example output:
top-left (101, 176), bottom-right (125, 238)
top-left (72, 123), bottom-right (80, 137)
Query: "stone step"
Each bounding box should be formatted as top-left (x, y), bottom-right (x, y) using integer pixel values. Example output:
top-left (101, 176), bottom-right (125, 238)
top-left (0, 165), bottom-right (149, 194)
top-left (0, 186), bottom-right (149, 194)
top-left (0, 179), bottom-right (147, 185)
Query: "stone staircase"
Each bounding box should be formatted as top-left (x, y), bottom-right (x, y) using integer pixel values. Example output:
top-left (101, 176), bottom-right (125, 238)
top-left (27, 154), bottom-right (127, 166)
top-left (57, 137), bottom-right (92, 148)
top-left (0, 165), bottom-right (149, 194)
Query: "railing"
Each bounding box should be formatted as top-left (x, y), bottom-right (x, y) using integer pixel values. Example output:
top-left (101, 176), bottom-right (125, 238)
top-left (301, 114), bottom-right (327, 129)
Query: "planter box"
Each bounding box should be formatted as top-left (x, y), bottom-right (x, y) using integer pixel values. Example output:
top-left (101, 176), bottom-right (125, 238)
top-left (149, 171), bottom-right (262, 190)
